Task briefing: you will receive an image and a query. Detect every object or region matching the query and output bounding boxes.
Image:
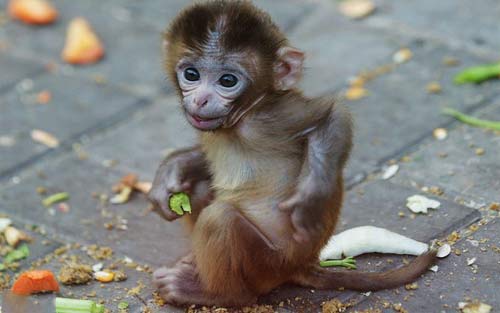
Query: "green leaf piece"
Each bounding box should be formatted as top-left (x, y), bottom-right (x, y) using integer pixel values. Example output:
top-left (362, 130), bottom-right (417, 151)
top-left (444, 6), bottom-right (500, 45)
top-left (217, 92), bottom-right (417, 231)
top-left (4, 243), bottom-right (30, 264)
top-left (169, 192), bottom-right (192, 215)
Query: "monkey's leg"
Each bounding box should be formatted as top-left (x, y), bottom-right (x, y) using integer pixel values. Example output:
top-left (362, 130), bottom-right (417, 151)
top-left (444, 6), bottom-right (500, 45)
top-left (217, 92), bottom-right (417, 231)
top-left (154, 202), bottom-right (281, 306)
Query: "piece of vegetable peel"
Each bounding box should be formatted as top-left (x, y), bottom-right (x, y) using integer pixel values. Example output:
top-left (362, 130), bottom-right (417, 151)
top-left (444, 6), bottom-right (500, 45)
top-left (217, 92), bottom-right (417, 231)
top-left (8, 0), bottom-right (58, 25)
top-left (406, 195), bottom-right (440, 214)
top-left (62, 18), bottom-right (104, 65)
top-left (454, 62), bottom-right (500, 84)
top-left (319, 226), bottom-right (428, 261)
top-left (169, 192), bottom-right (192, 216)
top-left (443, 108), bottom-right (500, 131)
top-left (12, 270), bottom-right (59, 295)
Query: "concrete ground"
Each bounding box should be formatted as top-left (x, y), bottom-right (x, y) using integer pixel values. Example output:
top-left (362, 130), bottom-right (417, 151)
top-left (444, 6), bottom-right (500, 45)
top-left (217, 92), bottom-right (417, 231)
top-left (0, 0), bottom-right (498, 312)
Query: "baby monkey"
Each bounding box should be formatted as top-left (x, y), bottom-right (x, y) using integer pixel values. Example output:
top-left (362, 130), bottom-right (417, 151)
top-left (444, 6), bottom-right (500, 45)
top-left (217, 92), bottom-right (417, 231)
top-left (149, 0), bottom-right (436, 307)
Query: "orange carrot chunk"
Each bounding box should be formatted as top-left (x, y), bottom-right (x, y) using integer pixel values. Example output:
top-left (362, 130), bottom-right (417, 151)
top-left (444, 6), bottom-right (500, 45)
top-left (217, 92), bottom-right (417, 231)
top-left (11, 270), bottom-right (60, 295)
top-left (8, 0), bottom-right (58, 25)
top-left (61, 18), bottom-right (104, 65)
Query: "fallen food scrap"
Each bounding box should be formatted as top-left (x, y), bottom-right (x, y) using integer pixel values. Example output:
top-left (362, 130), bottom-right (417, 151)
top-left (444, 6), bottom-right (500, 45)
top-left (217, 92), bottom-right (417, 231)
top-left (36, 90), bottom-right (52, 104)
top-left (31, 129), bottom-right (59, 148)
top-left (344, 85), bottom-right (368, 101)
top-left (393, 48), bottom-right (413, 64)
top-left (459, 301), bottom-right (492, 313)
top-left (94, 270), bottom-right (114, 283)
top-left (58, 262), bottom-right (93, 285)
top-left (406, 195), bottom-right (440, 214)
top-left (110, 174), bottom-right (152, 204)
top-left (426, 81), bottom-right (442, 94)
top-left (433, 128), bottom-right (448, 140)
top-left (62, 17), bottom-right (104, 65)
top-left (381, 164), bottom-right (399, 180)
top-left (56, 297), bottom-right (105, 313)
top-left (338, 0), bottom-right (375, 19)
top-left (169, 192), bottom-right (192, 216)
top-left (454, 62), bottom-right (500, 84)
top-left (4, 243), bottom-right (30, 264)
top-left (319, 226), bottom-right (428, 260)
top-left (118, 301), bottom-right (129, 310)
top-left (4, 226), bottom-right (31, 247)
top-left (8, 0), bottom-right (58, 25)
top-left (436, 243), bottom-right (451, 258)
top-left (42, 192), bottom-right (69, 207)
top-left (443, 108), bottom-right (500, 131)
top-left (11, 270), bottom-right (59, 295)
top-left (319, 256), bottom-right (357, 269)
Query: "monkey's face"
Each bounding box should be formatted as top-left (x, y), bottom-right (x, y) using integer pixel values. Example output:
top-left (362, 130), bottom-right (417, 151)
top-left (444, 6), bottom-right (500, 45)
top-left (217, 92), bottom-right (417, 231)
top-left (175, 56), bottom-right (250, 131)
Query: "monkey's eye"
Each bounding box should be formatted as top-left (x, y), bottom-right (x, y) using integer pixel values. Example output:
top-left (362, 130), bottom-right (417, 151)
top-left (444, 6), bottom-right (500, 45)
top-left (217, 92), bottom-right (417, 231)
top-left (219, 74), bottom-right (238, 88)
top-left (184, 68), bottom-right (200, 81)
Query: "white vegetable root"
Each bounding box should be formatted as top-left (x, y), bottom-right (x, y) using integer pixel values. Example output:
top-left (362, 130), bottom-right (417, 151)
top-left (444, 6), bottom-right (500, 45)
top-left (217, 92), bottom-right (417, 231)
top-left (319, 225), bottom-right (429, 261)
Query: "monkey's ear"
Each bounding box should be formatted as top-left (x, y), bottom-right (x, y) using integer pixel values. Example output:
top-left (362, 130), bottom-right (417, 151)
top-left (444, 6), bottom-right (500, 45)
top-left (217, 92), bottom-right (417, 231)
top-left (274, 47), bottom-right (305, 90)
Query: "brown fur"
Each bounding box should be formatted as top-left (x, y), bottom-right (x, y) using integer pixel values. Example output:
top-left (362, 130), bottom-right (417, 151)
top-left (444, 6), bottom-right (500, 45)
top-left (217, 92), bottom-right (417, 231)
top-left (150, 0), bottom-right (436, 307)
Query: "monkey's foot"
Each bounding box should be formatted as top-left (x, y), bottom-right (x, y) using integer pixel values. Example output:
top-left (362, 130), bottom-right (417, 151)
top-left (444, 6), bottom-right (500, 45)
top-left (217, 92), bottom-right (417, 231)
top-left (153, 258), bottom-right (210, 306)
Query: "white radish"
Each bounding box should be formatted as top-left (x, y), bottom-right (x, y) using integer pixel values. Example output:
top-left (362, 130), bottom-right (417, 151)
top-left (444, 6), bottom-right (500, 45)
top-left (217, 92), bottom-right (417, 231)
top-left (319, 225), bottom-right (429, 261)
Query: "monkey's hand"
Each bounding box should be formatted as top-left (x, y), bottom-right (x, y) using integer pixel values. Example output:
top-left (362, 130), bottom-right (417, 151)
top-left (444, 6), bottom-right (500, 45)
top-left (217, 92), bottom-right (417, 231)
top-left (148, 148), bottom-right (210, 221)
top-left (279, 180), bottom-right (329, 244)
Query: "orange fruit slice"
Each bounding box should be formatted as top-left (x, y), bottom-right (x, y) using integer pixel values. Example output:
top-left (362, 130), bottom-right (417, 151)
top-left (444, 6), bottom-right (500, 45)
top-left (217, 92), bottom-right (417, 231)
top-left (8, 0), bottom-right (58, 25)
top-left (61, 17), bottom-right (104, 65)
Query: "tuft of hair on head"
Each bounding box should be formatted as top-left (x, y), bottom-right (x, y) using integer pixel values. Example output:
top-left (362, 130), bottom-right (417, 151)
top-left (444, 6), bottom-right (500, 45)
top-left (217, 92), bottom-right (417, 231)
top-left (162, 0), bottom-right (289, 86)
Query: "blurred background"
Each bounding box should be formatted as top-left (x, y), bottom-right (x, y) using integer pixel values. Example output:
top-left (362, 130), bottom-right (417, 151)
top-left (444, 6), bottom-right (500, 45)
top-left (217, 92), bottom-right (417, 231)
top-left (0, 0), bottom-right (498, 312)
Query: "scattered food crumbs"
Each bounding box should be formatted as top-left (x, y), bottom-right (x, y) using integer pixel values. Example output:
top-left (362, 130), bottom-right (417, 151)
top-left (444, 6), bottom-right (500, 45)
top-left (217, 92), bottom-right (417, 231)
top-left (406, 195), bottom-right (440, 214)
top-left (86, 245), bottom-right (113, 260)
top-left (466, 257), bottom-right (476, 266)
top-left (381, 164), bottom-right (399, 180)
top-left (398, 211), bottom-right (405, 218)
top-left (118, 301), bottom-right (129, 310)
top-left (127, 280), bottom-right (145, 296)
top-left (338, 0), bottom-right (375, 19)
top-left (36, 90), bottom-right (52, 104)
top-left (393, 48), bottom-right (412, 64)
top-left (5, 226), bottom-right (31, 247)
top-left (345, 86), bottom-right (367, 101)
top-left (488, 203), bottom-right (499, 211)
top-left (433, 128), bottom-right (447, 140)
top-left (475, 148), bottom-right (485, 156)
top-left (113, 270), bottom-right (127, 282)
top-left (110, 186), bottom-right (133, 204)
top-left (322, 298), bottom-right (350, 313)
top-left (404, 283), bottom-right (418, 290)
top-left (31, 129), bottom-right (59, 148)
top-left (58, 263), bottom-right (93, 285)
top-left (429, 265), bottom-right (439, 272)
top-left (447, 231), bottom-right (461, 244)
top-left (443, 56), bottom-right (460, 66)
top-left (392, 303), bottom-right (408, 313)
top-left (426, 82), bottom-right (442, 94)
top-left (459, 301), bottom-right (492, 313)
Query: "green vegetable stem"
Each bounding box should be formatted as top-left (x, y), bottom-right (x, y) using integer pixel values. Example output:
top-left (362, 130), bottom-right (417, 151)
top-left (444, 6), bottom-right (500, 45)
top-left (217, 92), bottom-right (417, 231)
top-left (55, 297), bottom-right (104, 313)
top-left (454, 62), bottom-right (500, 84)
top-left (443, 108), bottom-right (500, 131)
top-left (319, 256), bottom-right (357, 269)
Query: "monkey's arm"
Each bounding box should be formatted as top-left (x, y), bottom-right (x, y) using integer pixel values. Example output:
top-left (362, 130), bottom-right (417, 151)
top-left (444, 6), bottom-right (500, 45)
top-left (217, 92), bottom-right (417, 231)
top-left (279, 103), bottom-right (352, 243)
top-left (148, 146), bottom-right (211, 221)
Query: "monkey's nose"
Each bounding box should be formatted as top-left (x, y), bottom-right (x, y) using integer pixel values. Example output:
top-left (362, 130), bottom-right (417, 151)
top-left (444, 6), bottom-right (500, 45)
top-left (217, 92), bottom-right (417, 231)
top-left (197, 100), bottom-right (208, 107)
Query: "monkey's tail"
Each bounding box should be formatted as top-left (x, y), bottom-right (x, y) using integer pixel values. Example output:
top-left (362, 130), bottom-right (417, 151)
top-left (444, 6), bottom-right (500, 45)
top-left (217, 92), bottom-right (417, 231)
top-left (298, 250), bottom-right (437, 292)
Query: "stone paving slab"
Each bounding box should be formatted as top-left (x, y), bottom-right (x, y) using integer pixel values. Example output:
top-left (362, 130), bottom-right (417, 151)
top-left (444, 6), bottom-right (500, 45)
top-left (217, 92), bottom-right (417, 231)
top-left (84, 96), bottom-right (195, 182)
top-left (352, 217), bottom-right (499, 313)
top-left (364, 0), bottom-right (500, 55)
top-left (0, 71), bottom-right (147, 179)
top-left (0, 0), bottom-right (169, 95)
top-left (0, 154), bottom-right (190, 267)
top-left (392, 99), bottom-right (500, 205)
top-left (0, 53), bottom-right (45, 94)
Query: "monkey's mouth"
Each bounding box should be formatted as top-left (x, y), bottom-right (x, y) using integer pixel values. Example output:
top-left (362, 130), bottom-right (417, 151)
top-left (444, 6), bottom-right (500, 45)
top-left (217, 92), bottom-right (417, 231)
top-left (186, 113), bottom-right (225, 131)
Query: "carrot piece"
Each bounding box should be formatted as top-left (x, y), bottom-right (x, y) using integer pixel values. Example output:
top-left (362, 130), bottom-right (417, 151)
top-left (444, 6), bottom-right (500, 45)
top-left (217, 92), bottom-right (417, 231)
top-left (61, 18), bottom-right (105, 65)
top-left (11, 270), bottom-right (60, 295)
top-left (8, 0), bottom-right (58, 25)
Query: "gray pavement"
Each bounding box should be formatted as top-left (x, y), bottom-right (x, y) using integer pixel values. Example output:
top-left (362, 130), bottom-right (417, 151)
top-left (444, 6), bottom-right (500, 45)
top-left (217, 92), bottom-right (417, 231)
top-left (0, 0), bottom-right (498, 312)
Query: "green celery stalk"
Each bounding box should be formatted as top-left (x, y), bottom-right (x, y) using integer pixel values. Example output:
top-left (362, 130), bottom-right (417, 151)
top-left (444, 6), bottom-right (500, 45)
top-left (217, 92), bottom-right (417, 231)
top-left (55, 297), bottom-right (104, 313)
top-left (42, 192), bottom-right (70, 207)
